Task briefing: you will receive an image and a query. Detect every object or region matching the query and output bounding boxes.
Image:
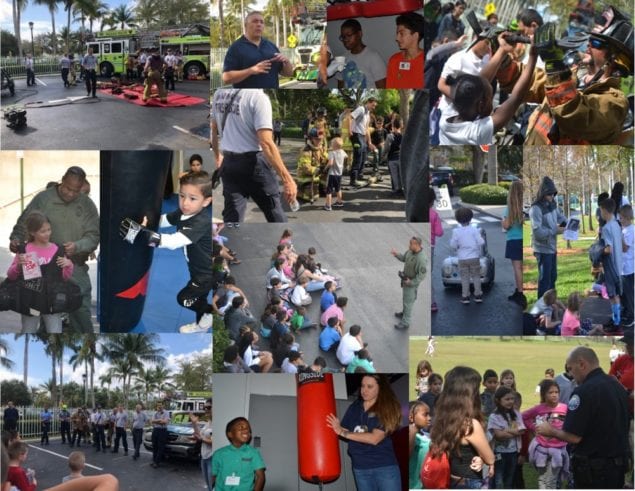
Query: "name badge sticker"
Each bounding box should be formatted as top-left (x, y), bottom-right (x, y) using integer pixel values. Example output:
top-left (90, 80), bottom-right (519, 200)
top-left (226, 474), bottom-right (240, 486)
top-left (399, 62), bottom-right (411, 70)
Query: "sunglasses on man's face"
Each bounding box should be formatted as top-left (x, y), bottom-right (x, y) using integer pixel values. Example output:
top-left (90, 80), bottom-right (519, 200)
top-left (589, 38), bottom-right (608, 49)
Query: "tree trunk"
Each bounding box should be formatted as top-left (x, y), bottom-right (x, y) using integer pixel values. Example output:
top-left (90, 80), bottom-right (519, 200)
top-left (23, 335), bottom-right (29, 385)
top-left (59, 354), bottom-right (64, 406)
top-left (472, 146), bottom-right (485, 183)
top-left (51, 11), bottom-right (57, 56)
top-left (13, 0), bottom-right (23, 59)
top-left (67, 9), bottom-right (72, 53)
top-left (281, 0), bottom-right (287, 47)
top-left (487, 148), bottom-right (497, 185)
top-left (51, 355), bottom-right (57, 405)
top-left (219, 0), bottom-right (225, 48)
top-left (398, 90), bottom-right (411, 130)
top-left (90, 358), bottom-right (95, 408)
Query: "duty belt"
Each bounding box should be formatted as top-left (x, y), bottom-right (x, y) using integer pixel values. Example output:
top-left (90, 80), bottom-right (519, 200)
top-left (223, 150), bottom-right (259, 158)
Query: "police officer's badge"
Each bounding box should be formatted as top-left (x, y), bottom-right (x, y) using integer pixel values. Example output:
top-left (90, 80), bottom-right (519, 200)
top-left (568, 394), bottom-right (581, 411)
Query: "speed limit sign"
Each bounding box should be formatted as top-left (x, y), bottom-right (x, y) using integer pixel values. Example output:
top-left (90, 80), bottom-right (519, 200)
top-left (433, 186), bottom-right (453, 211)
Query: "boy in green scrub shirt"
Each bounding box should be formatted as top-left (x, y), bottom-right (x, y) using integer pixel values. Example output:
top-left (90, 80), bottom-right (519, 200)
top-left (211, 417), bottom-right (266, 490)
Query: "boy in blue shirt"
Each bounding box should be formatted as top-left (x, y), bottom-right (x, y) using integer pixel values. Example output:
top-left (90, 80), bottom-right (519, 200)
top-left (320, 280), bottom-right (337, 312)
top-left (600, 199), bottom-right (623, 329)
top-left (319, 316), bottom-right (342, 352)
top-left (212, 417), bottom-right (266, 491)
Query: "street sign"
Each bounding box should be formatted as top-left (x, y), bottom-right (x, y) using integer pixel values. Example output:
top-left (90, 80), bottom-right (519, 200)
top-left (433, 186), bottom-right (453, 211)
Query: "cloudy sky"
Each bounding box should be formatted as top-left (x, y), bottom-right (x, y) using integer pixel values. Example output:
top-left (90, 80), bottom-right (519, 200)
top-left (0, 333), bottom-right (211, 390)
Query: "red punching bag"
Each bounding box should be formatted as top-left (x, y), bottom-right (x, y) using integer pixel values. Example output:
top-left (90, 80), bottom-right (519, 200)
top-left (297, 373), bottom-right (341, 485)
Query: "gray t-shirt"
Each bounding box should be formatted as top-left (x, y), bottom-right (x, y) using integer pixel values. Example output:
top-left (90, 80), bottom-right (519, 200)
top-left (132, 411), bottom-right (149, 429)
top-left (211, 89), bottom-right (272, 153)
top-left (327, 149), bottom-right (347, 177)
top-left (336, 47), bottom-right (386, 89)
top-left (115, 411), bottom-right (128, 428)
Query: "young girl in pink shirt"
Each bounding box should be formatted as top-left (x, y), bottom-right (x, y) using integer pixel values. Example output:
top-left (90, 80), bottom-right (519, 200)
top-left (6, 211), bottom-right (74, 333)
top-left (560, 292), bottom-right (604, 336)
top-left (429, 192), bottom-right (444, 312)
top-left (522, 379), bottom-right (569, 489)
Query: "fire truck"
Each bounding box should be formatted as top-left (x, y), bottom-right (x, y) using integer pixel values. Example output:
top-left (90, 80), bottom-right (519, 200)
top-left (86, 24), bottom-right (210, 78)
top-left (291, 1), bottom-right (327, 81)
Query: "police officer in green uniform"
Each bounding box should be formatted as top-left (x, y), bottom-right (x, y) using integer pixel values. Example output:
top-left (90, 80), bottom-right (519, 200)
top-left (391, 236), bottom-right (426, 329)
top-left (536, 346), bottom-right (630, 489)
top-left (10, 166), bottom-right (100, 333)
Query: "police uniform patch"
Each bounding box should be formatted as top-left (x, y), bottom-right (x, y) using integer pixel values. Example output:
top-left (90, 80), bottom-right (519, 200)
top-left (568, 394), bottom-right (580, 411)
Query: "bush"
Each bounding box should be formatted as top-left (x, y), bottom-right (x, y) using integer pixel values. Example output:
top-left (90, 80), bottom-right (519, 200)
top-left (281, 126), bottom-right (304, 139)
top-left (454, 169), bottom-right (476, 187)
top-left (212, 314), bottom-right (231, 373)
top-left (497, 181), bottom-right (512, 190)
top-left (460, 184), bottom-right (508, 205)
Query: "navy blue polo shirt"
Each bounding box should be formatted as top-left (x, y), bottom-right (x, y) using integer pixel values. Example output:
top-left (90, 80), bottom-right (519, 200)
top-left (562, 367), bottom-right (630, 458)
top-left (223, 35), bottom-right (282, 88)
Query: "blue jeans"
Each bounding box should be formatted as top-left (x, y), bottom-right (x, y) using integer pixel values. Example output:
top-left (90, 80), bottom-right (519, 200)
top-left (201, 456), bottom-right (212, 491)
top-left (306, 279), bottom-right (326, 292)
top-left (494, 452), bottom-right (517, 489)
top-left (535, 252), bottom-right (557, 299)
top-left (352, 464), bottom-right (401, 491)
top-left (451, 477), bottom-right (486, 489)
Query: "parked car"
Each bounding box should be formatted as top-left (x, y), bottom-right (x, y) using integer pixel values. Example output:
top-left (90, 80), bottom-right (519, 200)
top-left (143, 410), bottom-right (206, 461)
top-left (441, 225), bottom-right (495, 287)
top-left (430, 166), bottom-right (457, 196)
top-left (498, 173), bottom-right (519, 182)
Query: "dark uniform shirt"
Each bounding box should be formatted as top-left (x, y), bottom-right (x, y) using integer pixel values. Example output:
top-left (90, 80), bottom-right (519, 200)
top-left (563, 367), bottom-right (630, 458)
top-left (223, 35), bottom-right (282, 88)
top-left (166, 209), bottom-right (212, 282)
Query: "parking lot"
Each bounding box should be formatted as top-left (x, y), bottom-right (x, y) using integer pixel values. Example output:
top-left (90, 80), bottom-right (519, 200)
top-left (23, 437), bottom-right (205, 490)
top-left (1, 75), bottom-right (209, 150)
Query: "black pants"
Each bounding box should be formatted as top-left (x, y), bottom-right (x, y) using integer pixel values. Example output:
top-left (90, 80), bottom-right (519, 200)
top-left (152, 427), bottom-right (167, 464)
top-left (221, 151), bottom-right (287, 223)
top-left (113, 427), bottom-right (128, 452)
top-left (61, 68), bottom-right (69, 86)
top-left (85, 69), bottom-right (97, 96)
top-left (132, 428), bottom-right (143, 457)
top-left (164, 67), bottom-right (175, 90)
top-left (572, 456), bottom-right (626, 489)
top-left (71, 429), bottom-right (83, 446)
top-left (41, 421), bottom-right (50, 444)
top-left (94, 425), bottom-right (106, 450)
top-left (4, 420), bottom-right (17, 432)
top-left (274, 131), bottom-right (282, 145)
top-left (177, 279), bottom-right (214, 323)
top-left (26, 68), bottom-right (35, 86)
top-left (622, 273), bottom-right (634, 323)
top-left (60, 421), bottom-right (71, 443)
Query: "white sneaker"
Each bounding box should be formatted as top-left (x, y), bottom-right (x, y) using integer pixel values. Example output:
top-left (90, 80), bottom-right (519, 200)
top-left (179, 314), bottom-right (213, 333)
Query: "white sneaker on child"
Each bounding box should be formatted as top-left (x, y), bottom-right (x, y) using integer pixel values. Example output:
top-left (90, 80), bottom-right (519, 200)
top-left (179, 313), bottom-right (213, 333)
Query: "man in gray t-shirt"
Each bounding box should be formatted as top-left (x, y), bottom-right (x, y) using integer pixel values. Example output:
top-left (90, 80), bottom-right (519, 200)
top-left (131, 404), bottom-right (148, 460)
top-left (112, 405), bottom-right (128, 455)
top-left (210, 89), bottom-right (297, 223)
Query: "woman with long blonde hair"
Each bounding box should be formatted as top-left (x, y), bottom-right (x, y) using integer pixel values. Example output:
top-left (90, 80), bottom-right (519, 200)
top-left (327, 374), bottom-right (403, 490)
top-left (503, 180), bottom-right (525, 306)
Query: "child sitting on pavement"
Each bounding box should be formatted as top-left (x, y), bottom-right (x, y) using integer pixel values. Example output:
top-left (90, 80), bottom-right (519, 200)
top-left (560, 292), bottom-right (605, 336)
top-left (320, 280), bottom-right (337, 312)
top-left (290, 305), bottom-right (318, 332)
top-left (529, 289), bottom-right (565, 335)
top-left (290, 276), bottom-right (312, 307)
top-left (319, 316), bottom-right (343, 352)
top-left (62, 451), bottom-right (85, 482)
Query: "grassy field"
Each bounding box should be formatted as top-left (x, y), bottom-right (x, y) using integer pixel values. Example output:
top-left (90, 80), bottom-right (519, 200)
top-left (409, 336), bottom-right (620, 489)
top-left (409, 336), bottom-right (614, 410)
top-left (523, 217), bottom-right (601, 306)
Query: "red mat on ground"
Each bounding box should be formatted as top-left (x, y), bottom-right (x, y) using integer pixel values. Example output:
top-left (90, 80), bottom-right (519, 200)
top-left (98, 84), bottom-right (205, 107)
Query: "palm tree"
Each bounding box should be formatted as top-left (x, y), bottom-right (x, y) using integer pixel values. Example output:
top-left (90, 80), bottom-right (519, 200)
top-left (62, 0), bottom-right (75, 52)
top-left (33, 0), bottom-right (58, 55)
top-left (13, 334), bottom-right (29, 383)
top-left (86, 0), bottom-right (108, 34)
top-left (69, 334), bottom-right (100, 408)
top-left (98, 372), bottom-right (113, 408)
top-left (106, 358), bottom-right (138, 408)
top-left (133, 367), bottom-right (158, 405)
top-left (151, 366), bottom-right (174, 399)
top-left (134, 0), bottom-right (160, 28)
top-left (107, 5), bottom-right (137, 30)
top-left (101, 334), bottom-right (165, 408)
top-left (0, 337), bottom-right (14, 369)
top-left (12, 0), bottom-right (28, 58)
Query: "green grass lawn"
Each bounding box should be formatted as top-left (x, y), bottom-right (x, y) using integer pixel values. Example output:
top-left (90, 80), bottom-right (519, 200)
top-left (523, 217), bottom-right (601, 306)
top-left (409, 336), bottom-right (618, 489)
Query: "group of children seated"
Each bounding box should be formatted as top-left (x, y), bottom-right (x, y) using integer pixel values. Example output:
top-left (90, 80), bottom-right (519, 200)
top-left (216, 229), bottom-right (377, 374)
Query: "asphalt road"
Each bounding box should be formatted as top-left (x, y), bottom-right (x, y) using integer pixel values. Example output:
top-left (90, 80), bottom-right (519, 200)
top-left (431, 203), bottom-right (523, 335)
top-left (216, 223), bottom-right (428, 372)
top-left (212, 138), bottom-right (409, 223)
top-left (1, 75), bottom-right (210, 150)
top-left (22, 438), bottom-right (203, 490)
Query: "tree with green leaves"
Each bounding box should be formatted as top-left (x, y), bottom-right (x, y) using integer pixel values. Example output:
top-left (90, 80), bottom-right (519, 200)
top-left (106, 4), bottom-right (137, 30)
top-left (0, 379), bottom-right (32, 406)
top-left (0, 337), bottom-right (14, 369)
top-left (33, 0), bottom-right (58, 55)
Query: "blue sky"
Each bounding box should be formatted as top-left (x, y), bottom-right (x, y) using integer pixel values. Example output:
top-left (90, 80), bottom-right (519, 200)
top-left (2, 0), bottom-right (266, 42)
top-left (0, 333), bottom-right (212, 389)
top-left (0, 0), bottom-right (132, 41)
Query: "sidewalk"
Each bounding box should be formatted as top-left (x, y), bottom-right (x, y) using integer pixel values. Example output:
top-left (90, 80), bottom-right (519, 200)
top-left (450, 196), bottom-right (505, 220)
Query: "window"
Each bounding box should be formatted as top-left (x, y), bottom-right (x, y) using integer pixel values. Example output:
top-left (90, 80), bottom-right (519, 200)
top-left (103, 44), bottom-right (111, 54)
top-left (111, 42), bottom-right (122, 53)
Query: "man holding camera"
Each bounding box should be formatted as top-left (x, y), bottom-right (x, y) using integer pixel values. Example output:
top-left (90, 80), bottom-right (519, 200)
top-left (391, 236), bottom-right (426, 329)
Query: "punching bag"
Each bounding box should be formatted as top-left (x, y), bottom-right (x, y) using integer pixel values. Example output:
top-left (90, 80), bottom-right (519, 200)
top-left (297, 372), bottom-right (341, 485)
top-left (99, 151), bottom-right (172, 332)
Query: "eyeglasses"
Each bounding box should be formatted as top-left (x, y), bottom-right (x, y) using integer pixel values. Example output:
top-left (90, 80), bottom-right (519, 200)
top-left (339, 32), bottom-right (357, 41)
top-left (589, 38), bottom-right (608, 49)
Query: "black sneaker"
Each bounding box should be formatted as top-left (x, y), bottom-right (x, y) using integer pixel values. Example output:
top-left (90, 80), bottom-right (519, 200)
top-left (507, 290), bottom-right (520, 301)
top-left (394, 312), bottom-right (403, 318)
top-left (474, 295), bottom-right (483, 303)
top-left (460, 297), bottom-right (470, 304)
